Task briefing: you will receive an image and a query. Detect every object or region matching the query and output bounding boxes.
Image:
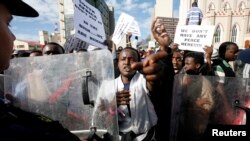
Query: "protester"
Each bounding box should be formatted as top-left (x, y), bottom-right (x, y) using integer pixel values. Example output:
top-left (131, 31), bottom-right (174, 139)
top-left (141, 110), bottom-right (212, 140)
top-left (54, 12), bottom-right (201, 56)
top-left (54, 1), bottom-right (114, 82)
top-left (238, 48), bottom-right (250, 64)
top-left (42, 42), bottom-right (65, 55)
top-left (29, 50), bottom-right (43, 57)
top-left (95, 17), bottom-right (175, 141)
top-left (186, 1), bottom-right (203, 25)
top-left (213, 41), bottom-right (239, 79)
top-left (172, 50), bottom-right (183, 74)
top-left (149, 18), bottom-right (175, 141)
top-left (97, 47), bottom-right (160, 140)
top-left (177, 51), bottom-right (214, 140)
top-left (211, 41), bottom-right (239, 124)
top-left (111, 40), bottom-right (121, 78)
top-left (237, 48), bottom-right (250, 91)
top-left (11, 50), bottom-right (31, 58)
top-left (170, 43), bottom-right (179, 52)
top-left (0, 1), bottom-right (80, 140)
top-left (132, 36), bottom-right (139, 49)
top-left (239, 49), bottom-right (250, 78)
top-left (139, 49), bottom-right (146, 61)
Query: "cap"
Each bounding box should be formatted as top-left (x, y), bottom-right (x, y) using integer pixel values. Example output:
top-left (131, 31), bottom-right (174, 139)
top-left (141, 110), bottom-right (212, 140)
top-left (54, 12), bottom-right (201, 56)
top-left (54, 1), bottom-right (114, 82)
top-left (0, 0), bottom-right (39, 17)
top-left (238, 48), bottom-right (250, 63)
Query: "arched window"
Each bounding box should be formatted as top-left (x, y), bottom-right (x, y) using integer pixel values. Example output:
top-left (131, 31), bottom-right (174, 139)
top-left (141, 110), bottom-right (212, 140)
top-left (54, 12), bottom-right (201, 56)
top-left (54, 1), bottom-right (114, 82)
top-left (247, 26), bottom-right (250, 33)
top-left (231, 25), bottom-right (238, 42)
top-left (214, 25), bottom-right (221, 43)
top-left (208, 3), bottom-right (215, 11)
top-left (239, 1), bottom-right (246, 11)
top-left (223, 2), bottom-right (231, 11)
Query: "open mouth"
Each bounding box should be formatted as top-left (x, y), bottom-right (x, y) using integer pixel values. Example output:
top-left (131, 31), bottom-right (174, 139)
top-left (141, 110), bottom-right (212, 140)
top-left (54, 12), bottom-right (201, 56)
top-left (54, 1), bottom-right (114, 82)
top-left (123, 66), bottom-right (131, 72)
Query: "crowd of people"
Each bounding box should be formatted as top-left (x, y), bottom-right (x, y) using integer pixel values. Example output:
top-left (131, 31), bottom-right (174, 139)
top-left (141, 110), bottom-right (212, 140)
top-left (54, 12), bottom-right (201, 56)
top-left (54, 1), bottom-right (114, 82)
top-left (1, 0), bottom-right (250, 141)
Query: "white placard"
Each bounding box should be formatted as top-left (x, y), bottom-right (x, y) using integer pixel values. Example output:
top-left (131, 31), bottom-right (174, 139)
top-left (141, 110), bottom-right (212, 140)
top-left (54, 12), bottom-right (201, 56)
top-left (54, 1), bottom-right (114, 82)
top-left (74, 0), bottom-right (107, 49)
top-left (127, 20), bottom-right (141, 37)
top-left (148, 41), bottom-right (155, 48)
top-left (174, 25), bottom-right (215, 52)
top-left (64, 36), bottom-right (88, 53)
top-left (112, 12), bottom-right (134, 45)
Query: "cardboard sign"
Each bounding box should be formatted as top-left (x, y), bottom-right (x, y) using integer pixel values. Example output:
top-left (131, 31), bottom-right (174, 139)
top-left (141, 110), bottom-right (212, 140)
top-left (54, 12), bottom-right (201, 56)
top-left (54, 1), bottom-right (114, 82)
top-left (174, 25), bottom-right (215, 52)
top-left (74, 0), bottom-right (107, 49)
top-left (112, 12), bottom-right (134, 45)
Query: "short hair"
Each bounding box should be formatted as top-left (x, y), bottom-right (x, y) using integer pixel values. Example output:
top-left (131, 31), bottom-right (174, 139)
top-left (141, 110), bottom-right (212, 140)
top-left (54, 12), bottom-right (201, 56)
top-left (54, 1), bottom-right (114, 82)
top-left (184, 51), bottom-right (204, 66)
top-left (192, 2), bottom-right (198, 7)
top-left (17, 50), bottom-right (31, 57)
top-left (218, 41), bottom-right (238, 59)
top-left (30, 49), bottom-right (42, 54)
top-left (119, 47), bottom-right (141, 62)
top-left (45, 42), bottom-right (65, 53)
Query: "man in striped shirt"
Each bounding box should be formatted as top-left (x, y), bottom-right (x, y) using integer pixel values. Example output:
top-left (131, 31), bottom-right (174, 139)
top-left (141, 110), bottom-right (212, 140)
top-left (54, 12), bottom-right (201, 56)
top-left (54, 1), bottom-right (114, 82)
top-left (186, 2), bottom-right (203, 25)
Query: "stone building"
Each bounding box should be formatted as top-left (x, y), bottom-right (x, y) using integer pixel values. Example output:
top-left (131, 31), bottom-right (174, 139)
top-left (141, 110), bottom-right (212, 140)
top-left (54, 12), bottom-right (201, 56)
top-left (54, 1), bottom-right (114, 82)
top-left (179, 0), bottom-right (250, 49)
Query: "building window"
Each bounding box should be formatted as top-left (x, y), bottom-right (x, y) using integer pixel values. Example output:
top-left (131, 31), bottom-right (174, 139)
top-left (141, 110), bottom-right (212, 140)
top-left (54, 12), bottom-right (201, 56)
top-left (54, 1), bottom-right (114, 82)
top-left (17, 45), bottom-right (25, 49)
top-left (223, 2), bottom-right (231, 11)
top-left (231, 25), bottom-right (238, 42)
top-left (214, 25), bottom-right (221, 43)
top-left (247, 26), bottom-right (250, 33)
top-left (239, 1), bottom-right (246, 12)
top-left (208, 3), bottom-right (215, 11)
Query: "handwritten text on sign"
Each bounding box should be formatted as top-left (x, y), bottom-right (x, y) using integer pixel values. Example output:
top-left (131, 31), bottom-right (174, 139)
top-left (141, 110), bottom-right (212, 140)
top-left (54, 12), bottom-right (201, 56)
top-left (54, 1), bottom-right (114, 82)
top-left (112, 12), bottom-right (134, 45)
top-left (174, 25), bottom-right (215, 52)
top-left (127, 20), bottom-right (141, 37)
top-left (74, 0), bottom-right (106, 49)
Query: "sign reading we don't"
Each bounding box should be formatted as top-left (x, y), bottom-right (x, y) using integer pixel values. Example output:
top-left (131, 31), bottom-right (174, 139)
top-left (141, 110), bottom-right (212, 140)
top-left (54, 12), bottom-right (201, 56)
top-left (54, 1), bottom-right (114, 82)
top-left (174, 25), bottom-right (215, 52)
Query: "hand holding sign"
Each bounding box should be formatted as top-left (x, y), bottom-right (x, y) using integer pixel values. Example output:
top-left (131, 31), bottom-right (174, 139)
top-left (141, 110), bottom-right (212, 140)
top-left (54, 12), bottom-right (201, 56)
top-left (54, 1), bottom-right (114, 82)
top-left (174, 25), bottom-right (215, 52)
top-left (112, 12), bottom-right (141, 45)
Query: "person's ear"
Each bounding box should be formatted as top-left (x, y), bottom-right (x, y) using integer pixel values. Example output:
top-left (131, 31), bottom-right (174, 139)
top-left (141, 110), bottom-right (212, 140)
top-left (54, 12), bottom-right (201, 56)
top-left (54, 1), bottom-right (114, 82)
top-left (195, 64), bottom-right (201, 70)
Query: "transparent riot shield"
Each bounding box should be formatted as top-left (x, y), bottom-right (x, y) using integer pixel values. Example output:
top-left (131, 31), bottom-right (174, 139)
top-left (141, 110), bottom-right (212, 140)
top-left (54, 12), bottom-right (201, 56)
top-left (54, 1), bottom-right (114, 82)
top-left (170, 74), bottom-right (250, 141)
top-left (4, 49), bottom-right (119, 141)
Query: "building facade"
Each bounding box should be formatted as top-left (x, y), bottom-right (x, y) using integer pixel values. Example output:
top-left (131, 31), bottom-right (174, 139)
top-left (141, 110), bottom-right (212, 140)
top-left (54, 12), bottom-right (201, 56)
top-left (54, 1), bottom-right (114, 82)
top-left (39, 30), bottom-right (50, 45)
top-left (157, 17), bottom-right (179, 41)
top-left (152, 0), bottom-right (179, 42)
top-left (179, 0), bottom-right (250, 49)
top-left (58, 0), bottom-right (115, 45)
top-left (14, 40), bottom-right (42, 51)
top-left (154, 0), bottom-right (173, 18)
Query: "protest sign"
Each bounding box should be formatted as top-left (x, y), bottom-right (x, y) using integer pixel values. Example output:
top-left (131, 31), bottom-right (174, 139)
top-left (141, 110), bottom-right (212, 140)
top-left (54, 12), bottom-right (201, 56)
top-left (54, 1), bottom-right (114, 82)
top-left (64, 36), bottom-right (88, 53)
top-left (174, 25), bottom-right (215, 52)
top-left (127, 20), bottom-right (141, 37)
top-left (74, 0), bottom-right (107, 49)
top-left (112, 12), bottom-right (134, 45)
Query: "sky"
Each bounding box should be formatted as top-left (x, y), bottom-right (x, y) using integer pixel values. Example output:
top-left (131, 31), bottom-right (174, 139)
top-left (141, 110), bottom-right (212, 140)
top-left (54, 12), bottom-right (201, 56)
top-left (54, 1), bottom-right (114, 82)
top-left (11, 0), bottom-right (180, 42)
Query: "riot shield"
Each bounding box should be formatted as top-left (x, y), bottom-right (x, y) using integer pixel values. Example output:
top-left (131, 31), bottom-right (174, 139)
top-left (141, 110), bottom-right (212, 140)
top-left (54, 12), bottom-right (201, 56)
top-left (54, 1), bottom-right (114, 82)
top-left (170, 74), bottom-right (250, 141)
top-left (4, 49), bottom-right (119, 141)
